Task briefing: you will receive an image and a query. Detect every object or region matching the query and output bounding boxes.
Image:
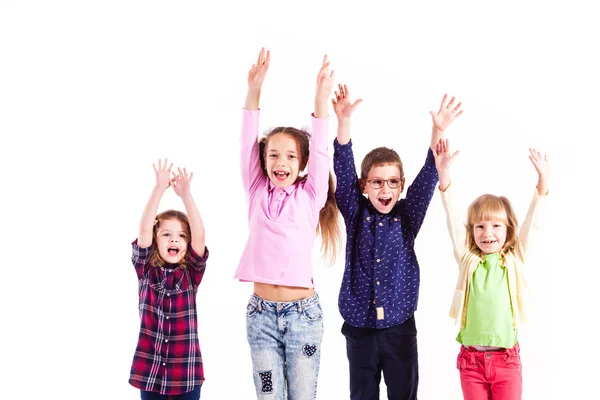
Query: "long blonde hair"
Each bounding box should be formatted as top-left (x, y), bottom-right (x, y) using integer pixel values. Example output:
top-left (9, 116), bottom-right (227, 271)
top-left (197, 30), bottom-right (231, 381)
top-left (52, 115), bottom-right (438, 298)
top-left (465, 194), bottom-right (523, 262)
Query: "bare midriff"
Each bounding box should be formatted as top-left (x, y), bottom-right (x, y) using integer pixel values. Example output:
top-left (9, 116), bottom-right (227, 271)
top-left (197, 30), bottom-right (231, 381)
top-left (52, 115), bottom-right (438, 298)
top-left (253, 282), bottom-right (315, 302)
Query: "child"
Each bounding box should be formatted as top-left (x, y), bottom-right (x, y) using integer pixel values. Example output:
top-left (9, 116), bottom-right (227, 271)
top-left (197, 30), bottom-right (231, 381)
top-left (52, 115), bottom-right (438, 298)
top-left (233, 48), bottom-right (340, 400)
top-left (333, 86), bottom-right (463, 399)
top-left (433, 138), bottom-right (550, 399)
top-left (129, 159), bottom-right (208, 400)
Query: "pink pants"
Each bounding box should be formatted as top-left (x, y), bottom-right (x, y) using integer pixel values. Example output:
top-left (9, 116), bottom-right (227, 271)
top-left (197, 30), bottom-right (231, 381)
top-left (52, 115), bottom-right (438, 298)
top-left (456, 342), bottom-right (522, 400)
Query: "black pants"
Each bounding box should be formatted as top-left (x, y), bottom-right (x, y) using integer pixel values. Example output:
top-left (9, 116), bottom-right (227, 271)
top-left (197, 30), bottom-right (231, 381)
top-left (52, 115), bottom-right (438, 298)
top-left (342, 315), bottom-right (418, 400)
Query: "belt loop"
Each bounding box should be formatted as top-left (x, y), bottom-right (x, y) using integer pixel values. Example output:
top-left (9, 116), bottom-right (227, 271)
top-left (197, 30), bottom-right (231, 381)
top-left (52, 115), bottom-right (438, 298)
top-left (257, 299), bottom-right (263, 312)
top-left (297, 300), bottom-right (303, 313)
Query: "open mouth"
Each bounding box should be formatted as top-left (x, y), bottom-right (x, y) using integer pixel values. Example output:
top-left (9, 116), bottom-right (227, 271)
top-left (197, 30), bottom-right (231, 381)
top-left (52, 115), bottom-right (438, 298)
top-left (274, 171), bottom-right (290, 180)
top-left (378, 197), bottom-right (392, 207)
top-left (168, 247), bottom-right (180, 256)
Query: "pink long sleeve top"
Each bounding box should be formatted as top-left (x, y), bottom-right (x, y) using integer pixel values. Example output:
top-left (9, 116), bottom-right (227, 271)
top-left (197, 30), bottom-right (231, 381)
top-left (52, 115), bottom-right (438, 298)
top-left (234, 109), bottom-right (330, 288)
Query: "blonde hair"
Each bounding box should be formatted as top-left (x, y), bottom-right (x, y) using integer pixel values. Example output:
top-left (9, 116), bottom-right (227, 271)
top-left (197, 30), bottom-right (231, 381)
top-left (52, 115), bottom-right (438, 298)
top-left (148, 209), bottom-right (191, 268)
top-left (465, 194), bottom-right (523, 262)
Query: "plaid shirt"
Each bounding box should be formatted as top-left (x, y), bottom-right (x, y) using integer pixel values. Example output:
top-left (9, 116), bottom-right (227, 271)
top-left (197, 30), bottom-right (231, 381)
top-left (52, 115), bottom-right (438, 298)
top-left (129, 240), bottom-right (208, 395)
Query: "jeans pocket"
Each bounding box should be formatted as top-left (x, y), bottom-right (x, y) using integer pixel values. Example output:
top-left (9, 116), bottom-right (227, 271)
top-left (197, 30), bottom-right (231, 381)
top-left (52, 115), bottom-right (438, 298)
top-left (456, 350), bottom-right (477, 370)
top-left (301, 304), bottom-right (323, 322)
top-left (246, 302), bottom-right (259, 318)
top-left (503, 353), bottom-right (522, 369)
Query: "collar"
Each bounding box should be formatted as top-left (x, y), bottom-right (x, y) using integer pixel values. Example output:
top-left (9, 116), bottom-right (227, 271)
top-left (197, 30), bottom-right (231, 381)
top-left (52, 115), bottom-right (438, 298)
top-left (268, 179), bottom-right (297, 195)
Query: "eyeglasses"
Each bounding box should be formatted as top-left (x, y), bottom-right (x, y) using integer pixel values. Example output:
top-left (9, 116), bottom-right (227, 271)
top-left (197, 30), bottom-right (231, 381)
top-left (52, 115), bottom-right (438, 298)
top-left (365, 178), bottom-right (404, 189)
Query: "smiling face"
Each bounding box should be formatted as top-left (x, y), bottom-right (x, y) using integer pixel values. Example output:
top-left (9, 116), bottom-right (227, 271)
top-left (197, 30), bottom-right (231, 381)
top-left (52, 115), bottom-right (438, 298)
top-left (362, 164), bottom-right (405, 214)
top-left (155, 218), bottom-right (188, 264)
top-left (264, 133), bottom-right (305, 188)
top-left (473, 220), bottom-right (508, 254)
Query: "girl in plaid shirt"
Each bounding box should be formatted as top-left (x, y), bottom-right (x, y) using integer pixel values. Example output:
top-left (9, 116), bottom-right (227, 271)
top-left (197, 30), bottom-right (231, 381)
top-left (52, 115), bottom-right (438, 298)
top-left (129, 159), bottom-right (209, 400)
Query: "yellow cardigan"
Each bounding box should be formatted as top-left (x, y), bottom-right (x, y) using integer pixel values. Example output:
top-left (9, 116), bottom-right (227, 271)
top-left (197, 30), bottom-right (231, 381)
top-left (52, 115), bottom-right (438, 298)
top-left (440, 184), bottom-right (546, 328)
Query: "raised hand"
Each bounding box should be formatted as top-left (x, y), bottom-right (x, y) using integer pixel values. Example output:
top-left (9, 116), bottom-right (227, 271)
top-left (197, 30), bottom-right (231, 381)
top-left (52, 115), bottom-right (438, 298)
top-left (315, 55), bottom-right (334, 104)
top-left (171, 167), bottom-right (194, 198)
top-left (332, 84), bottom-right (363, 121)
top-left (248, 47), bottom-right (270, 91)
top-left (429, 94), bottom-right (464, 132)
top-left (528, 148), bottom-right (550, 195)
top-left (433, 138), bottom-right (459, 191)
top-left (434, 138), bottom-right (460, 170)
top-left (153, 159), bottom-right (173, 190)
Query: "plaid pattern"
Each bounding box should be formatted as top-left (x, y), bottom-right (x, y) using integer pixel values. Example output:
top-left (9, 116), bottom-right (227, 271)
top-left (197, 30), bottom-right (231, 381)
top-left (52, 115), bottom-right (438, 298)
top-left (129, 240), bottom-right (208, 395)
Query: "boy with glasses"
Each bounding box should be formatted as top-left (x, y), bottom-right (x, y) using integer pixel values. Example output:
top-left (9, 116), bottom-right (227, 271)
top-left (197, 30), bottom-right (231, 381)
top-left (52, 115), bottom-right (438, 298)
top-left (331, 84), bottom-right (464, 400)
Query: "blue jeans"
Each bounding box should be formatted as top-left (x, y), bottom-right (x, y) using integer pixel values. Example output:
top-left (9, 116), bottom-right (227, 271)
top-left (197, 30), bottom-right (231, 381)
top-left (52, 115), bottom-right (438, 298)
top-left (342, 315), bottom-right (419, 400)
top-left (246, 293), bottom-right (324, 399)
top-left (140, 385), bottom-right (201, 399)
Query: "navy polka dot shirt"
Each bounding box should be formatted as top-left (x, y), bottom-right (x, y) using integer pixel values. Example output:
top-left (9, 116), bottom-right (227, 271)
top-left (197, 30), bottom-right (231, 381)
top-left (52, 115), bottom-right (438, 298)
top-left (334, 139), bottom-right (438, 329)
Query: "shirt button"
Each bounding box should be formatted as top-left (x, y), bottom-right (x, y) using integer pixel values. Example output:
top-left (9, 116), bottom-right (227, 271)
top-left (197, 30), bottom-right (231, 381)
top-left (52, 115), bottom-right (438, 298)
top-left (376, 259), bottom-right (381, 263)
top-left (378, 222), bottom-right (383, 226)
top-left (376, 281), bottom-right (380, 285)
top-left (166, 316), bottom-right (170, 320)
top-left (366, 217), bottom-right (370, 221)
top-left (165, 339), bottom-right (169, 342)
top-left (162, 362), bottom-right (166, 366)
top-left (373, 300), bottom-right (376, 304)
top-left (394, 218), bottom-right (398, 222)
top-left (167, 293), bottom-right (170, 297)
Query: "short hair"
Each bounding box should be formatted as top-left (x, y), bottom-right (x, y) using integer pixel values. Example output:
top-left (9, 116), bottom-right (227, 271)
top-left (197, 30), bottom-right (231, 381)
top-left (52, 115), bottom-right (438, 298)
top-left (360, 147), bottom-right (404, 180)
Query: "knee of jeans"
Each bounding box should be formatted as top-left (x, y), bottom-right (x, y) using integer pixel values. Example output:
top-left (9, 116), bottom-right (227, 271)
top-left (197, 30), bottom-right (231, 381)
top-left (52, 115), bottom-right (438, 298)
top-left (257, 370), bottom-right (273, 394)
top-left (302, 344), bottom-right (318, 358)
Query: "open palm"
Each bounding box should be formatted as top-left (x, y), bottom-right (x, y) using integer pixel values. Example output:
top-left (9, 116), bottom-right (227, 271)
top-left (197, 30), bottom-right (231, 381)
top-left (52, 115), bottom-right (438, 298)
top-left (430, 94), bottom-right (464, 132)
top-left (247, 48), bottom-right (270, 91)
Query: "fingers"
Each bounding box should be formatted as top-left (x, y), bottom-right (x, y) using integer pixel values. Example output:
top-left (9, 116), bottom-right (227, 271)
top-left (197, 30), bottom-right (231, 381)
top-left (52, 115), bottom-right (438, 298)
top-left (446, 96), bottom-right (455, 109)
top-left (439, 93), bottom-right (448, 112)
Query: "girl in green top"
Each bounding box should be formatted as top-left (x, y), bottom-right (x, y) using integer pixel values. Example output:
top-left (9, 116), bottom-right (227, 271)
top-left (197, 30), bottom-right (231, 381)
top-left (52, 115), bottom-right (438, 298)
top-left (433, 138), bottom-right (550, 400)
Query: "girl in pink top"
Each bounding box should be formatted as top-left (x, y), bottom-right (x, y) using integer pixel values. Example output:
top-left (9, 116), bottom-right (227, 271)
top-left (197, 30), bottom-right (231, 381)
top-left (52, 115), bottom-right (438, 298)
top-left (234, 48), bottom-right (340, 400)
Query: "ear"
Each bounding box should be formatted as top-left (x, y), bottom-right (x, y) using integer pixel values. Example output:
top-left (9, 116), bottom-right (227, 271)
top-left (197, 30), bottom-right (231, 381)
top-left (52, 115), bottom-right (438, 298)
top-left (400, 177), bottom-right (406, 193)
top-left (359, 179), bottom-right (367, 194)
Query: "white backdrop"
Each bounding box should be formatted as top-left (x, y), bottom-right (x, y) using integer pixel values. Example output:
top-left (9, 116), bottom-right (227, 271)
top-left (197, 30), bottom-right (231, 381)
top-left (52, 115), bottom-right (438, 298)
top-left (1, 1), bottom-right (597, 399)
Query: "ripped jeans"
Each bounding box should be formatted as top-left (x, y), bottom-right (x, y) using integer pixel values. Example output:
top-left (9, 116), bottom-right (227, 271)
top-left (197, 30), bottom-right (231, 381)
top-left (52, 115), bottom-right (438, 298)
top-left (246, 293), bottom-right (324, 400)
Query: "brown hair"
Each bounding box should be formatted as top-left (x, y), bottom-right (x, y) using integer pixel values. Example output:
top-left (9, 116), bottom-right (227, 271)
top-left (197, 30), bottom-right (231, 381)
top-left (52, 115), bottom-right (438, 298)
top-left (360, 147), bottom-right (404, 181)
top-left (149, 209), bottom-right (192, 268)
top-left (465, 194), bottom-right (523, 261)
top-left (259, 128), bottom-right (340, 265)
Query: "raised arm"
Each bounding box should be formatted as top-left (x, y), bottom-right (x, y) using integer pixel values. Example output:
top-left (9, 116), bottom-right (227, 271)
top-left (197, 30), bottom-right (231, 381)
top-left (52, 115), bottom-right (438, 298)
top-left (171, 167), bottom-right (206, 257)
top-left (434, 138), bottom-right (460, 192)
top-left (241, 48), bottom-right (270, 195)
top-left (331, 83), bottom-right (363, 218)
top-left (520, 149), bottom-right (550, 255)
top-left (529, 148), bottom-right (550, 196)
top-left (435, 141), bottom-right (467, 263)
top-left (244, 47), bottom-right (270, 111)
top-left (305, 55), bottom-right (334, 204)
top-left (429, 94), bottom-right (464, 151)
top-left (314, 54), bottom-right (334, 118)
top-left (138, 159), bottom-right (172, 248)
top-left (332, 83), bottom-right (363, 145)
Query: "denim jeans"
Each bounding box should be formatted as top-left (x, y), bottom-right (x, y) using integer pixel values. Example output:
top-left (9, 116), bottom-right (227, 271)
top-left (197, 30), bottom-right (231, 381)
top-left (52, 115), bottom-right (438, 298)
top-left (246, 293), bottom-right (324, 399)
top-left (342, 315), bottom-right (419, 400)
top-left (140, 385), bottom-right (201, 399)
top-left (457, 342), bottom-right (522, 400)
